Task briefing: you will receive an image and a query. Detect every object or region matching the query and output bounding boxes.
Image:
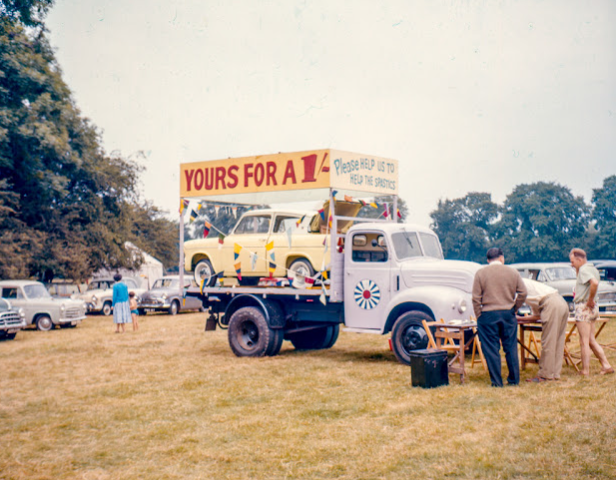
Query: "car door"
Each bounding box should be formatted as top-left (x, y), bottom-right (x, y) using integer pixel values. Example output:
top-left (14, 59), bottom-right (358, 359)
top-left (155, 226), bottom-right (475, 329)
top-left (183, 279), bottom-right (203, 310)
top-left (225, 213), bottom-right (271, 277)
top-left (344, 230), bottom-right (392, 331)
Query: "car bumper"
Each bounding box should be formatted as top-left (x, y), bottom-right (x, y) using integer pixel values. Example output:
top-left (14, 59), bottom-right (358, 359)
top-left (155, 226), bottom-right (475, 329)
top-left (58, 315), bottom-right (86, 325)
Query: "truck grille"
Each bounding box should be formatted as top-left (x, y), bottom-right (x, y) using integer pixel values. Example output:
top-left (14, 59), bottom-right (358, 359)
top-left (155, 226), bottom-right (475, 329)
top-left (64, 307), bottom-right (84, 319)
top-left (0, 311), bottom-right (22, 327)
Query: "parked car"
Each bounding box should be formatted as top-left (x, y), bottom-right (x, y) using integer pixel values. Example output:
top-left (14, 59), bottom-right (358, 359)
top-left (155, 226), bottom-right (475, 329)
top-left (0, 297), bottom-right (26, 340)
top-left (0, 280), bottom-right (86, 331)
top-left (510, 262), bottom-right (616, 313)
top-left (184, 202), bottom-right (361, 286)
top-left (591, 260), bottom-right (616, 282)
top-left (46, 279), bottom-right (86, 298)
top-left (74, 277), bottom-right (147, 316)
top-left (139, 276), bottom-right (204, 315)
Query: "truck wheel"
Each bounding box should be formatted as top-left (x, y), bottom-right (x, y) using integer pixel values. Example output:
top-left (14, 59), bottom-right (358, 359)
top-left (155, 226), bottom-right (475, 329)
top-left (194, 259), bottom-right (215, 287)
top-left (266, 329), bottom-right (284, 357)
top-left (391, 311), bottom-right (433, 365)
top-left (102, 302), bottom-right (112, 316)
top-left (168, 300), bottom-right (180, 316)
top-left (228, 307), bottom-right (274, 357)
top-left (35, 315), bottom-right (54, 331)
top-left (288, 325), bottom-right (338, 350)
top-left (289, 259), bottom-right (315, 279)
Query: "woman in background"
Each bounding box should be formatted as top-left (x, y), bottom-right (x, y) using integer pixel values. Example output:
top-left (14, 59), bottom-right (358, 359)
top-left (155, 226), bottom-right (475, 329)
top-left (112, 273), bottom-right (131, 333)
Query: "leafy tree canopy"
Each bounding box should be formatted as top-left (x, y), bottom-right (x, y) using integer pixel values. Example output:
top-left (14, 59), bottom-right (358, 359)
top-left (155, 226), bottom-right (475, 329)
top-left (588, 175), bottom-right (616, 258)
top-left (0, 13), bottom-right (178, 280)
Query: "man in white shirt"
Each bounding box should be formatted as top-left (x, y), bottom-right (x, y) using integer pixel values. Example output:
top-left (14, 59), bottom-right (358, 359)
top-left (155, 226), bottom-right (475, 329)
top-left (517, 278), bottom-right (569, 382)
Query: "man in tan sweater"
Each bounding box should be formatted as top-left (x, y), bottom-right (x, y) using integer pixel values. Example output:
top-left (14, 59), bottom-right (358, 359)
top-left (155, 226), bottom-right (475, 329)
top-left (472, 248), bottom-right (527, 387)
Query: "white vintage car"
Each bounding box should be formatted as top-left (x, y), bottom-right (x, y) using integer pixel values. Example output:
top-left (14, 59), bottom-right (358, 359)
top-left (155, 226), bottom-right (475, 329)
top-left (74, 277), bottom-right (147, 316)
top-left (184, 203), bottom-right (360, 286)
top-left (0, 280), bottom-right (86, 331)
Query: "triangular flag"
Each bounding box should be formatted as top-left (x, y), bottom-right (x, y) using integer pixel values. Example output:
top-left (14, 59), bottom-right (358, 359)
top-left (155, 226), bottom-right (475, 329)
top-left (189, 209), bottom-right (198, 222)
top-left (218, 234), bottom-right (225, 249)
top-left (179, 199), bottom-right (190, 214)
top-left (319, 290), bottom-right (327, 306)
top-left (214, 205), bottom-right (220, 218)
top-left (233, 243), bottom-right (242, 260)
top-left (250, 252), bottom-right (257, 271)
top-left (232, 207), bottom-right (238, 218)
top-left (203, 221), bottom-right (211, 238)
top-left (234, 262), bottom-right (242, 281)
top-left (397, 209), bottom-right (402, 219)
top-left (344, 195), bottom-right (353, 202)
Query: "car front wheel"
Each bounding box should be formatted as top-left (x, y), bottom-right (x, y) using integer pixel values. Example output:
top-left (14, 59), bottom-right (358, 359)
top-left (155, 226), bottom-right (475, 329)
top-left (102, 302), bottom-right (112, 316)
top-left (194, 259), bottom-right (215, 287)
top-left (169, 300), bottom-right (179, 316)
top-left (35, 315), bottom-right (54, 331)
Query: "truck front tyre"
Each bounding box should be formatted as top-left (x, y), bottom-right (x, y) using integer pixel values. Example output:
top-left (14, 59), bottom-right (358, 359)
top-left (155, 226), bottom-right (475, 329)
top-left (288, 324), bottom-right (339, 350)
top-left (391, 311), bottom-right (433, 365)
top-left (228, 307), bottom-right (278, 357)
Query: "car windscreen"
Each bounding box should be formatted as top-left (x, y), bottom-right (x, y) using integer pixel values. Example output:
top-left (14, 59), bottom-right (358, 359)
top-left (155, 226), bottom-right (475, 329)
top-left (233, 215), bottom-right (271, 234)
top-left (154, 278), bottom-right (179, 289)
top-left (418, 232), bottom-right (444, 259)
top-left (391, 232), bottom-right (423, 260)
top-left (24, 284), bottom-right (52, 299)
top-left (545, 267), bottom-right (576, 281)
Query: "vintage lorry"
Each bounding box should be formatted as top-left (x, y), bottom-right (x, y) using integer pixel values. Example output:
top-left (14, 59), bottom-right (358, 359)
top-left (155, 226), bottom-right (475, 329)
top-left (179, 150), bottom-right (480, 365)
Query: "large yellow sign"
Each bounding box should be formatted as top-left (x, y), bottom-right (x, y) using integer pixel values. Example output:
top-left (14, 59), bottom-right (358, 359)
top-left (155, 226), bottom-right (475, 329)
top-left (180, 149), bottom-right (398, 199)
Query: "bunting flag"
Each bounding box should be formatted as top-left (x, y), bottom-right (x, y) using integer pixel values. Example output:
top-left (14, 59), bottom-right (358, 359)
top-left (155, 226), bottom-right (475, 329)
top-left (337, 237), bottom-right (344, 253)
top-left (266, 241), bottom-right (275, 277)
top-left (234, 262), bottom-right (242, 280)
top-left (218, 234), bottom-right (225, 249)
top-left (296, 215), bottom-right (305, 228)
top-left (203, 221), bottom-right (212, 238)
top-left (321, 270), bottom-right (328, 281)
top-left (322, 236), bottom-right (328, 255)
top-left (344, 195), bottom-right (353, 202)
top-left (179, 199), bottom-right (190, 214)
top-left (232, 207), bottom-right (238, 219)
top-left (250, 252), bottom-right (257, 271)
top-left (318, 208), bottom-right (326, 221)
top-left (214, 205), bottom-right (220, 218)
top-left (370, 202), bottom-right (378, 209)
top-left (304, 276), bottom-right (315, 285)
top-left (328, 214), bottom-right (333, 229)
top-left (286, 222), bottom-right (293, 248)
top-left (189, 208), bottom-right (198, 222)
top-left (233, 243), bottom-right (242, 261)
top-left (358, 199), bottom-right (367, 207)
top-left (200, 278), bottom-right (206, 294)
top-left (319, 288), bottom-right (327, 306)
top-left (332, 190), bottom-right (338, 198)
top-left (397, 209), bottom-right (402, 219)
top-left (383, 204), bottom-right (389, 218)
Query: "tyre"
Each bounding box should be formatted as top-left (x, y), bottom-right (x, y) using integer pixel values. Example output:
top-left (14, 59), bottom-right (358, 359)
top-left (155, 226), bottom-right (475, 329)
top-left (288, 259), bottom-right (315, 279)
top-left (288, 324), bottom-right (338, 350)
top-left (102, 302), bottom-right (112, 316)
top-left (35, 315), bottom-right (54, 331)
top-left (228, 307), bottom-right (274, 357)
top-left (0, 331), bottom-right (17, 341)
top-left (194, 259), bottom-right (215, 287)
top-left (168, 300), bottom-right (180, 316)
top-left (391, 310), bottom-right (434, 366)
top-left (265, 328), bottom-right (284, 357)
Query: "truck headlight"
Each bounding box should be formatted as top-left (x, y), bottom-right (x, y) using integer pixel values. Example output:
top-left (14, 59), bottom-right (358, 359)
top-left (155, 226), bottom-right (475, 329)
top-left (60, 304), bottom-right (65, 313)
top-left (18, 308), bottom-right (25, 319)
top-left (162, 294), bottom-right (167, 300)
top-left (91, 295), bottom-right (97, 303)
top-left (457, 299), bottom-right (467, 314)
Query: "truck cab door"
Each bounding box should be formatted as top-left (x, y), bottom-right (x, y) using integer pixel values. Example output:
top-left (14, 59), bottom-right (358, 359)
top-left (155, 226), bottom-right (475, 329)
top-left (344, 230), bottom-right (392, 330)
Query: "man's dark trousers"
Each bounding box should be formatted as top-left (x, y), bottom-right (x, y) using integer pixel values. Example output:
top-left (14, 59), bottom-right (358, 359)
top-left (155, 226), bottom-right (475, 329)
top-left (477, 309), bottom-right (519, 387)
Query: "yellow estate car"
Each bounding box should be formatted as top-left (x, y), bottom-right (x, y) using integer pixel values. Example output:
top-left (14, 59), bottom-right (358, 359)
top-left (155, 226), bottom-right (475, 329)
top-left (184, 203), bottom-right (360, 286)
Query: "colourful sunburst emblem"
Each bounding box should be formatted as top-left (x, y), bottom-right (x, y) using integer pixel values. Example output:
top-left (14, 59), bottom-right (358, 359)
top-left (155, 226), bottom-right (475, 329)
top-left (354, 279), bottom-right (381, 309)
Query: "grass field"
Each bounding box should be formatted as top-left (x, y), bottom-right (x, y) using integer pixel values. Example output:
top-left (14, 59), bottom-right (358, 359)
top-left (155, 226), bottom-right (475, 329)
top-left (1, 312), bottom-right (615, 479)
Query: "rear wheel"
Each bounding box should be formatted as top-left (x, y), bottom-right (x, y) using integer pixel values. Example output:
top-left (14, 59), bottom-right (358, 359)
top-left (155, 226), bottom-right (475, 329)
top-left (391, 311), bottom-right (433, 365)
top-left (168, 300), bottom-right (180, 316)
top-left (288, 324), bottom-right (339, 350)
top-left (228, 307), bottom-right (274, 357)
top-left (288, 259), bottom-right (315, 279)
top-left (35, 315), bottom-right (54, 331)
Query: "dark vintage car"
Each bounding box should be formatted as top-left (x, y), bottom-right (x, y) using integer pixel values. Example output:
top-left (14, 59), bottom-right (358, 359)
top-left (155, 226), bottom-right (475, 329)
top-left (0, 297), bottom-right (26, 340)
top-left (139, 276), bottom-right (204, 315)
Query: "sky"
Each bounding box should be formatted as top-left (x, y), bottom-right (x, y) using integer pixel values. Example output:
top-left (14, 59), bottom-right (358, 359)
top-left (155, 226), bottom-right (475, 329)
top-left (45, 0), bottom-right (616, 226)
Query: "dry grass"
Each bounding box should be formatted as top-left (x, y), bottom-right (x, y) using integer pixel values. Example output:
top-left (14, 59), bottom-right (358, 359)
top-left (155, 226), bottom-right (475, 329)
top-left (1, 313), bottom-right (615, 479)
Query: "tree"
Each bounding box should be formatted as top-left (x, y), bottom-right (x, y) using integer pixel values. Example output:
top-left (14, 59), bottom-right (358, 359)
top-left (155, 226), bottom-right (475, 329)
top-left (588, 175), bottom-right (616, 259)
top-left (430, 192), bottom-right (498, 262)
top-left (130, 201), bottom-right (179, 270)
top-left (0, 11), bottom-right (177, 280)
top-left (494, 182), bottom-right (589, 262)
